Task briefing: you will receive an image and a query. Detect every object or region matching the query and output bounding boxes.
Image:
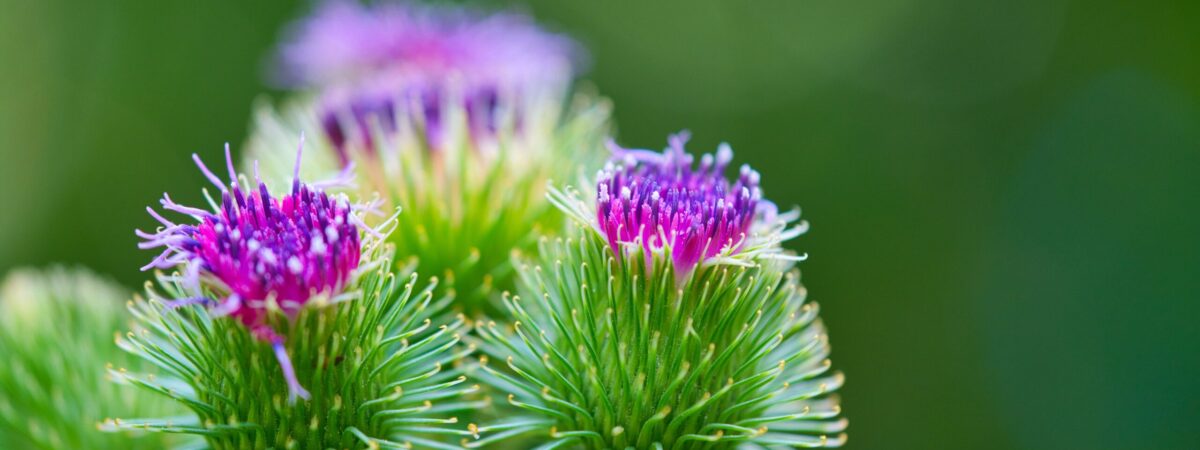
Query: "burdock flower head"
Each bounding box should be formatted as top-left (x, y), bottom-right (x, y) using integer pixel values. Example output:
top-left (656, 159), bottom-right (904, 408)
top-left (567, 131), bottom-right (803, 279)
top-left (119, 142), bottom-right (472, 449)
top-left (477, 132), bottom-right (845, 449)
top-left (597, 132), bottom-right (771, 275)
top-left (138, 143), bottom-right (365, 401)
top-left (276, 0), bottom-right (579, 156)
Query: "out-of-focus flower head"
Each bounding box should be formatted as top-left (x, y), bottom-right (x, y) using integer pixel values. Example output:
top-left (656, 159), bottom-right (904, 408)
top-left (0, 268), bottom-right (185, 449)
top-left (249, 1), bottom-right (611, 318)
top-left (275, 0), bottom-right (580, 159)
top-left (138, 143), bottom-right (368, 401)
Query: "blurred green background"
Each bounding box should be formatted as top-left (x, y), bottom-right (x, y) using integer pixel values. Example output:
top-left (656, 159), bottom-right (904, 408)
top-left (1, 1), bottom-right (1197, 448)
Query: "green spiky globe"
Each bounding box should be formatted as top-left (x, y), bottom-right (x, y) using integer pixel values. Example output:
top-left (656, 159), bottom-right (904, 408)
top-left (0, 267), bottom-right (185, 450)
top-left (109, 141), bottom-right (486, 449)
top-left (469, 133), bottom-right (849, 449)
top-left (105, 258), bottom-right (478, 449)
top-left (473, 226), bottom-right (847, 449)
top-left (244, 92), bottom-right (611, 319)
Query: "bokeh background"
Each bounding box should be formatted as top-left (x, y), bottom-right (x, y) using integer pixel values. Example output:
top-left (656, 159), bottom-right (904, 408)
top-left (1, 1), bottom-right (1197, 448)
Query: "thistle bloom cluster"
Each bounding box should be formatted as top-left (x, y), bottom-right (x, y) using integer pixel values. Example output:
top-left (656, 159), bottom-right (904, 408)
top-left (277, 0), bottom-right (578, 157)
top-left (70, 2), bottom-right (843, 448)
top-left (597, 132), bottom-right (765, 275)
top-left (139, 145), bottom-right (363, 401)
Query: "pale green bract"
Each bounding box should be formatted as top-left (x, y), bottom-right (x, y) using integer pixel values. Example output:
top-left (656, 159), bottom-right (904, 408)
top-left (0, 267), bottom-right (186, 450)
top-left (244, 89), bottom-right (611, 319)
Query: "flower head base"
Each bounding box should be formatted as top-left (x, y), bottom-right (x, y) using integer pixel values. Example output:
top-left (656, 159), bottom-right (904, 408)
top-left (597, 132), bottom-right (769, 275)
top-left (277, 0), bottom-right (579, 158)
top-left (473, 226), bottom-right (846, 449)
top-left (138, 143), bottom-right (366, 401)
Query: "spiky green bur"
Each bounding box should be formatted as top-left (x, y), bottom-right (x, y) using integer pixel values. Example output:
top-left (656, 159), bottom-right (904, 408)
top-left (466, 135), bottom-right (850, 448)
top-left (0, 267), bottom-right (184, 450)
top-left (472, 227), bottom-right (847, 449)
top-left (247, 94), bottom-right (611, 319)
top-left (105, 261), bottom-right (480, 449)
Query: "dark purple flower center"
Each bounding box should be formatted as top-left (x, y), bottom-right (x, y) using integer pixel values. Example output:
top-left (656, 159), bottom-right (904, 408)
top-left (597, 132), bottom-right (762, 275)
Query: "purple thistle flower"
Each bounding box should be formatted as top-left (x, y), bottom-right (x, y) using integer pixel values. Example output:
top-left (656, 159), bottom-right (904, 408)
top-left (596, 132), bottom-right (766, 276)
top-left (137, 143), bottom-right (363, 401)
top-left (276, 1), bottom-right (578, 161)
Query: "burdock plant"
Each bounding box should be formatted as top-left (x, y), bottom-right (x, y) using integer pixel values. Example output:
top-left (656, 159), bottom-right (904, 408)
top-left (0, 267), bottom-right (184, 450)
top-left (473, 133), bottom-right (848, 449)
top-left (104, 146), bottom-right (477, 449)
top-left (246, 0), bottom-right (611, 318)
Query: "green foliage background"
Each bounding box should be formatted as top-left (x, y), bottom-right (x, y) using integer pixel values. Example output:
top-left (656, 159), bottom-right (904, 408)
top-left (1, 1), bottom-right (1197, 449)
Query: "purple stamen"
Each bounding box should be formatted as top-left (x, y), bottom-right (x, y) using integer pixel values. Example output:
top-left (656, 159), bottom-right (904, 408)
top-left (273, 340), bottom-right (311, 402)
top-left (162, 297), bottom-right (214, 309)
top-left (225, 142), bottom-right (238, 188)
top-left (192, 153), bottom-right (228, 192)
top-left (140, 249), bottom-right (176, 272)
top-left (209, 294), bottom-right (241, 318)
top-left (160, 193), bottom-right (211, 217)
top-left (146, 206), bottom-right (177, 228)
